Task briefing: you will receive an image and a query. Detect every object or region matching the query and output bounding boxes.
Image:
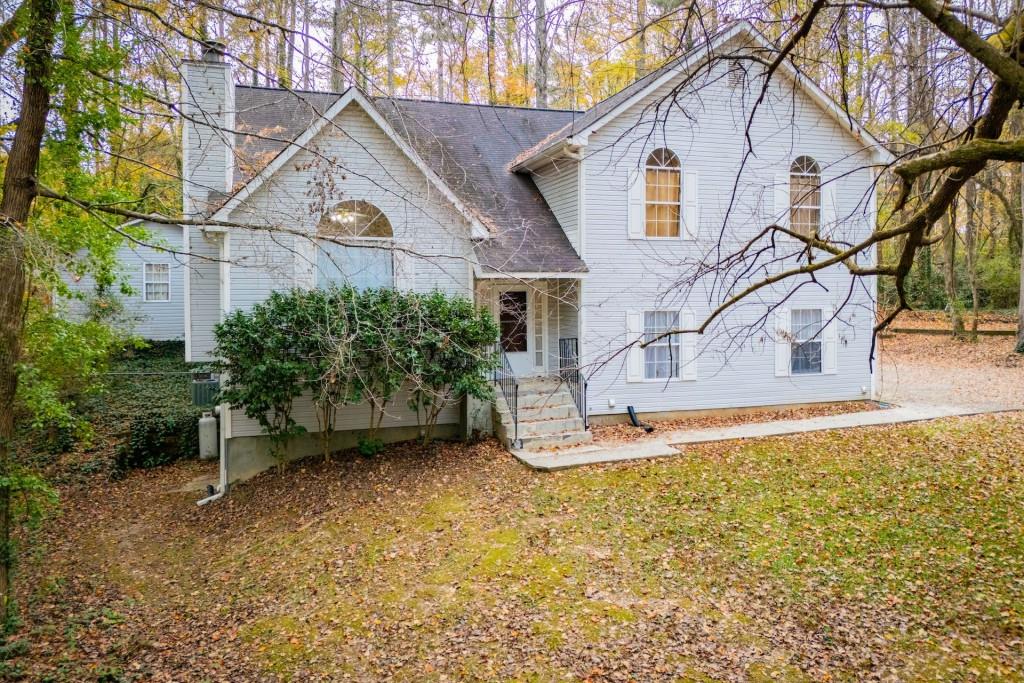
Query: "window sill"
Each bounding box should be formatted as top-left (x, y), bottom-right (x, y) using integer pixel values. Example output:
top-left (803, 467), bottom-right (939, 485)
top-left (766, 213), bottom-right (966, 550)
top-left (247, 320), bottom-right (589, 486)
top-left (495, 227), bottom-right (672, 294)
top-left (628, 376), bottom-right (696, 384)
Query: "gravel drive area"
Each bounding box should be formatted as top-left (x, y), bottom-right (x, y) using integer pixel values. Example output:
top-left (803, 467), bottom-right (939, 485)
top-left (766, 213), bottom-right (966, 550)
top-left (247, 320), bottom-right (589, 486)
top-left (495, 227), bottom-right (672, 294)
top-left (877, 331), bottom-right (1024, 410)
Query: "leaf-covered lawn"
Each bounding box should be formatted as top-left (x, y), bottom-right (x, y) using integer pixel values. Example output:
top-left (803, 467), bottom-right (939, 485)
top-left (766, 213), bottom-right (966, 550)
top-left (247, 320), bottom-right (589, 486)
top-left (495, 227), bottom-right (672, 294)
top-left (17, 413), bottom-right (1024, 682)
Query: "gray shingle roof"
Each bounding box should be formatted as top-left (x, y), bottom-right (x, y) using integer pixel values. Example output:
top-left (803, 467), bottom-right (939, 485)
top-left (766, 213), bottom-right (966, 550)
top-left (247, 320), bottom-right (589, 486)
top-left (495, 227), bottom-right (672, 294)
top-left (233, 86), bottom-right (340, 186)
top-left (232, 85), bottom-right (587, 274)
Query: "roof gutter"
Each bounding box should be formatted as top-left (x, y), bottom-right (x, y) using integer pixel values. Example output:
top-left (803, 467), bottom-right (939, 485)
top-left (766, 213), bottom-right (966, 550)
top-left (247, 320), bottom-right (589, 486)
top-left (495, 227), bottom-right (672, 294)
top-left (510, 139), bottom-right (586, 173)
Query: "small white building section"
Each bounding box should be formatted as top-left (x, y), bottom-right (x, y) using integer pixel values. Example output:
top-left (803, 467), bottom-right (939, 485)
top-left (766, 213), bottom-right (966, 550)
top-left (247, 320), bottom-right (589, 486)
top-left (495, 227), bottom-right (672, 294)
top-left (61, 220), bottom-right (186, 341)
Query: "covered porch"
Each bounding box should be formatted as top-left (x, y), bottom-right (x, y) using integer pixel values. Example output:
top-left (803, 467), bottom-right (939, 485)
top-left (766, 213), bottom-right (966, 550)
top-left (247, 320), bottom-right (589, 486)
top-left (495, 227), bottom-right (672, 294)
top-left (475, 276), bottom-right (590, 450)
top-left (475, 277), bottom-right (583, 378)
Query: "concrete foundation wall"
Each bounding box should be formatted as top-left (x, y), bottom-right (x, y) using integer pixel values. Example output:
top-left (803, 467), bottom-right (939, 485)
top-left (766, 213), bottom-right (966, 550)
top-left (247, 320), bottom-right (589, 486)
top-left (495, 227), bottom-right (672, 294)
top-left (224, 422), bottom-right (463, 483)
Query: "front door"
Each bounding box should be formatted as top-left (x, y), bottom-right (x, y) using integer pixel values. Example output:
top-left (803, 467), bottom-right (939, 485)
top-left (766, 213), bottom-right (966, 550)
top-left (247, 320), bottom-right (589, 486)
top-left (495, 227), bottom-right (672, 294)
top-left (498, 288), bottom-right (535, 376)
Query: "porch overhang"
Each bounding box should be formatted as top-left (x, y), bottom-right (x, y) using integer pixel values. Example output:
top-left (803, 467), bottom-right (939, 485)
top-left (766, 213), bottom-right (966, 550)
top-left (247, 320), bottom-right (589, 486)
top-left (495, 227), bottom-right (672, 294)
top-left (474, 269), bottom-right (588, 280)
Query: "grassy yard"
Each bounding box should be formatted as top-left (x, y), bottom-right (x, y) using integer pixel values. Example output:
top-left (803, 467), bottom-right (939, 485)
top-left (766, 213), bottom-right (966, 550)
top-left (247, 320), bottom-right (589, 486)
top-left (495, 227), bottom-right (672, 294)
top-left (15, 413), bottom-right (1024, 681)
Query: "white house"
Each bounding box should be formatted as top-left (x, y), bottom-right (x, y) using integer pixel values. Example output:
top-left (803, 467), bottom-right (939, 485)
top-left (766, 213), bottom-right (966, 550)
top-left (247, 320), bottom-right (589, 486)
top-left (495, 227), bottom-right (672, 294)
top-left (62, 220), bottom-right (187, 341)
top-left (179, 23), bottom-right (892, 483)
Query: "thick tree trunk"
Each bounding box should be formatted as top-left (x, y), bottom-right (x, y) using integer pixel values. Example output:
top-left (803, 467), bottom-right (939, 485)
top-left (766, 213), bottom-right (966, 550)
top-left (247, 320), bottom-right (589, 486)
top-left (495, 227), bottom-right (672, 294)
top-left (0, 0), bottom-right (57, 626)
top-left (486, 0), bottom-right (496, 104)
top-left (330, 0), bottom-right (344, 91)
top-left (534, 0), bottom-right (548, 107)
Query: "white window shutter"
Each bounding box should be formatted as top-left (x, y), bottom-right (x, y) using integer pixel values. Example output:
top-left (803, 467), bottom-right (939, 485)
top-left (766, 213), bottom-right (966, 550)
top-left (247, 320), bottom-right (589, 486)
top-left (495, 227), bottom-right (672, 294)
top-left (626, 311), bottom-right (643, 382)
top-left (774, 172), bottom-right (790, 229)
top-left (682, 170), bottom-right (699, 240)
top-left (393, 245), bottom-right (416, 291)
top-left (294, 233), bottom-right (316, 289)
top-left (627, 169), bottom-right (645, 240)
top-left (774, 308), bottom-right (791, 377)
top-left (821, 181), bottom-right (838, 232)
top-left (823, 306), bottom-right (838, 375)
top-left (680, 308), bottom-right (697, 381)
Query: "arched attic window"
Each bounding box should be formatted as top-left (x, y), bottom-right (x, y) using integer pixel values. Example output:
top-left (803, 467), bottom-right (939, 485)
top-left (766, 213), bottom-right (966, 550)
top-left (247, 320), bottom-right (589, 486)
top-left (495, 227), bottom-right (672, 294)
top-left (316, 200), bottom-right (395, 290)
top-left (318, 200), bottom-right (393, 238)
top-left (645, 148), bottom-right (681, 238)
top-left (789, 156), bottom-right (821, 237)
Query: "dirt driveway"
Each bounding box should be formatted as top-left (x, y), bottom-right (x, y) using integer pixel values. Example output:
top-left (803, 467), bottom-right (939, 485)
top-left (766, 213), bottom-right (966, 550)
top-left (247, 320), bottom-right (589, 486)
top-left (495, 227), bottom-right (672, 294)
top-left (877, 329), bottom-right (1024, 410)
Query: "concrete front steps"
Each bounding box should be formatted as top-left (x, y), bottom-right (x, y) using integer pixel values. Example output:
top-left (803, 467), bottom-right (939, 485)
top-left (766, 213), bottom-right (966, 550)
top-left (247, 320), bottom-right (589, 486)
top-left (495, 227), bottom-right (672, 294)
top-left (494, 377), bottom-right (592, 451)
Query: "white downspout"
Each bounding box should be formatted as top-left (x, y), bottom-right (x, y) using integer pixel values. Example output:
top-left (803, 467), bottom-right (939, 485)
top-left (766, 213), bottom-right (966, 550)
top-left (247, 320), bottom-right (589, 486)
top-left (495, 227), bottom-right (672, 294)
top-left (198, 230), bottom-right (231, 506)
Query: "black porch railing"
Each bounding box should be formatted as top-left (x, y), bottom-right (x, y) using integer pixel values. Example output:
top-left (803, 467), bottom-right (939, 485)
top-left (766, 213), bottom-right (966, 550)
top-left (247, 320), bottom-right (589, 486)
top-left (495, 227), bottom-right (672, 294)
top-left (493, 346), bottom-right (519, 446)
top-left (558, 337), bottom-right (588, 429)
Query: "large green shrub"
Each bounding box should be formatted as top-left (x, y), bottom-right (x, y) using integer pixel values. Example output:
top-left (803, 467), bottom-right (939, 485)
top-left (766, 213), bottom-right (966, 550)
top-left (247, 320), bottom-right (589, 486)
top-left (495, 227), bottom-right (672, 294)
top-left (213, 286), bottom-right (498, 468)
top-left (16, 302), bottom-right (133, 447)
top-left (350, 287), bottom-right (418, 439)
top-left (215, 291), bottom-right (311, 471)
top-left (978, 251), bottom-right (1021, 309)
top-left (408, 291), bottom-right (498, 443)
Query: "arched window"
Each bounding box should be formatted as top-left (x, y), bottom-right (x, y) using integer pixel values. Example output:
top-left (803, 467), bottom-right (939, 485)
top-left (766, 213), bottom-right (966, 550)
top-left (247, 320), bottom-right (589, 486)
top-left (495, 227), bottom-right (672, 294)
top-left (318, 200), bottom-right (393, 238)
top-left (645, 148), bottom-right (681, 238)
top-left (316, 200), bottom-right (394, 289)
top-left (789, 156), bottom-right (821, 237)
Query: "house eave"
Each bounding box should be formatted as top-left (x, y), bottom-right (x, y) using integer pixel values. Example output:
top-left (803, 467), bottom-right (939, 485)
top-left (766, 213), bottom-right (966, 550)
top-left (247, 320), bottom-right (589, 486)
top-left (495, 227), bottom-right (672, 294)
top-left (510, 139), bottom-right (586, 173)
top-left (474, 269), bottom-right (588, 280)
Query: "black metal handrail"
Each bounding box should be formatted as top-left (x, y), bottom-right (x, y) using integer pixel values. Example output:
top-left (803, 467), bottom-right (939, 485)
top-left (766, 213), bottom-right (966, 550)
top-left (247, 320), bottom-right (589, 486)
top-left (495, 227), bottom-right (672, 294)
top-left (558, 337), bottom-right (588, 429)
top-left (493, 346), bottom-right (519, 446)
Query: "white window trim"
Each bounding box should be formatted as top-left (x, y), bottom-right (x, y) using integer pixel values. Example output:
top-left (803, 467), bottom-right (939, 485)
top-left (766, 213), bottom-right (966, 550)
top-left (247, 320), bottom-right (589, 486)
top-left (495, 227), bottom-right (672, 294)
top-left (641, 309), bottom-right (682, 382)
top-left (644, 152), bottom-right (683, 240)
top-left (143, 262), bottom-right (171, 303)
top-left (790, 307), bottom-right (824, 375)
top-left (789, 156), bottom-right (822, 237)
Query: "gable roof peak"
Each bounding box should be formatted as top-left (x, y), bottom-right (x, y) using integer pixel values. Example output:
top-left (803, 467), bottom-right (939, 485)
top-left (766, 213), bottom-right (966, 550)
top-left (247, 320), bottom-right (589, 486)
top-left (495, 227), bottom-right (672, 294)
top-left (510, 21), bottom-right (893, 170)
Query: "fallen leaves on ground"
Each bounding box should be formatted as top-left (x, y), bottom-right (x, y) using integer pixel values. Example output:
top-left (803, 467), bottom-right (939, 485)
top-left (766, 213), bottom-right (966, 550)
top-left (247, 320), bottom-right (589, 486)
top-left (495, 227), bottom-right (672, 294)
top-left (591, 401), bottom-right (879, 445)
top-left (883, 308), bottom-right (1019, 331)
top-left (878, 331), bottom-right (1024, 409)
top-left (15, 412), bottom-right (1024, 682)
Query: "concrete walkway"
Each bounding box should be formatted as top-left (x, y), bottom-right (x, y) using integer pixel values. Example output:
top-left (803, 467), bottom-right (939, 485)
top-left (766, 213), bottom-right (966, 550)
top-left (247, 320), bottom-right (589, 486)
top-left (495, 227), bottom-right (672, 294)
top-left (513, 403), bottom-right (1009, 471)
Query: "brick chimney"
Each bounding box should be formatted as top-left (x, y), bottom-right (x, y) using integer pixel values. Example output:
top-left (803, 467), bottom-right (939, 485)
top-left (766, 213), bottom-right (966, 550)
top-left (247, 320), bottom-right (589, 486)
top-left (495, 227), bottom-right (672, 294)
top-left (182, 40), bottom-right (235, 217)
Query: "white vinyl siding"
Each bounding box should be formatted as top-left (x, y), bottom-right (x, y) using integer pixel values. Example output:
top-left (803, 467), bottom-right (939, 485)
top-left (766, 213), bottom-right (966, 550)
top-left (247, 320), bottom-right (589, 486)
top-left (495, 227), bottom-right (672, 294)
top-left (61, 222), bottom-right (186, 341)
top-left (220, 103), bottom-right (475, 437)
top-left (533, 160), bottom-right (580, 252)
top-left (581, 55), bottom-right (875, 415)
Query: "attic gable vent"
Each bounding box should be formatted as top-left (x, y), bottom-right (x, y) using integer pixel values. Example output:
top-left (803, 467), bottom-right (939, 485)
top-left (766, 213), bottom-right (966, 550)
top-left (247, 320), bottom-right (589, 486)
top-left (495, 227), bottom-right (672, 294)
top-left (727, 63), bottom-right (745, 88)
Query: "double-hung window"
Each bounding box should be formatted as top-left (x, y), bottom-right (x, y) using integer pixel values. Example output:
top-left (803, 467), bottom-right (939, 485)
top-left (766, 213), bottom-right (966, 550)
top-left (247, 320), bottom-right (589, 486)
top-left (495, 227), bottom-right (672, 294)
top-left (143, 263), bottom-right (170, 302)
top-left (643, 310), bottom-right (680, 380)
top-left (645, 149), bottom-right (681, 238)
top-left (791, 308), bottom-right (823, 374)
top-left (789, 156), bottom-right (821, 237)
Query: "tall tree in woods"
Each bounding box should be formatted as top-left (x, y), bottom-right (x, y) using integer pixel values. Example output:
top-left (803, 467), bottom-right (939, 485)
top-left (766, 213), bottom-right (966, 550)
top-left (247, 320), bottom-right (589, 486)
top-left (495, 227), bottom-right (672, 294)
top-left (534, 0), bottom-right (548, 106)
top-left (635, 0), bottom-right (647, 77)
